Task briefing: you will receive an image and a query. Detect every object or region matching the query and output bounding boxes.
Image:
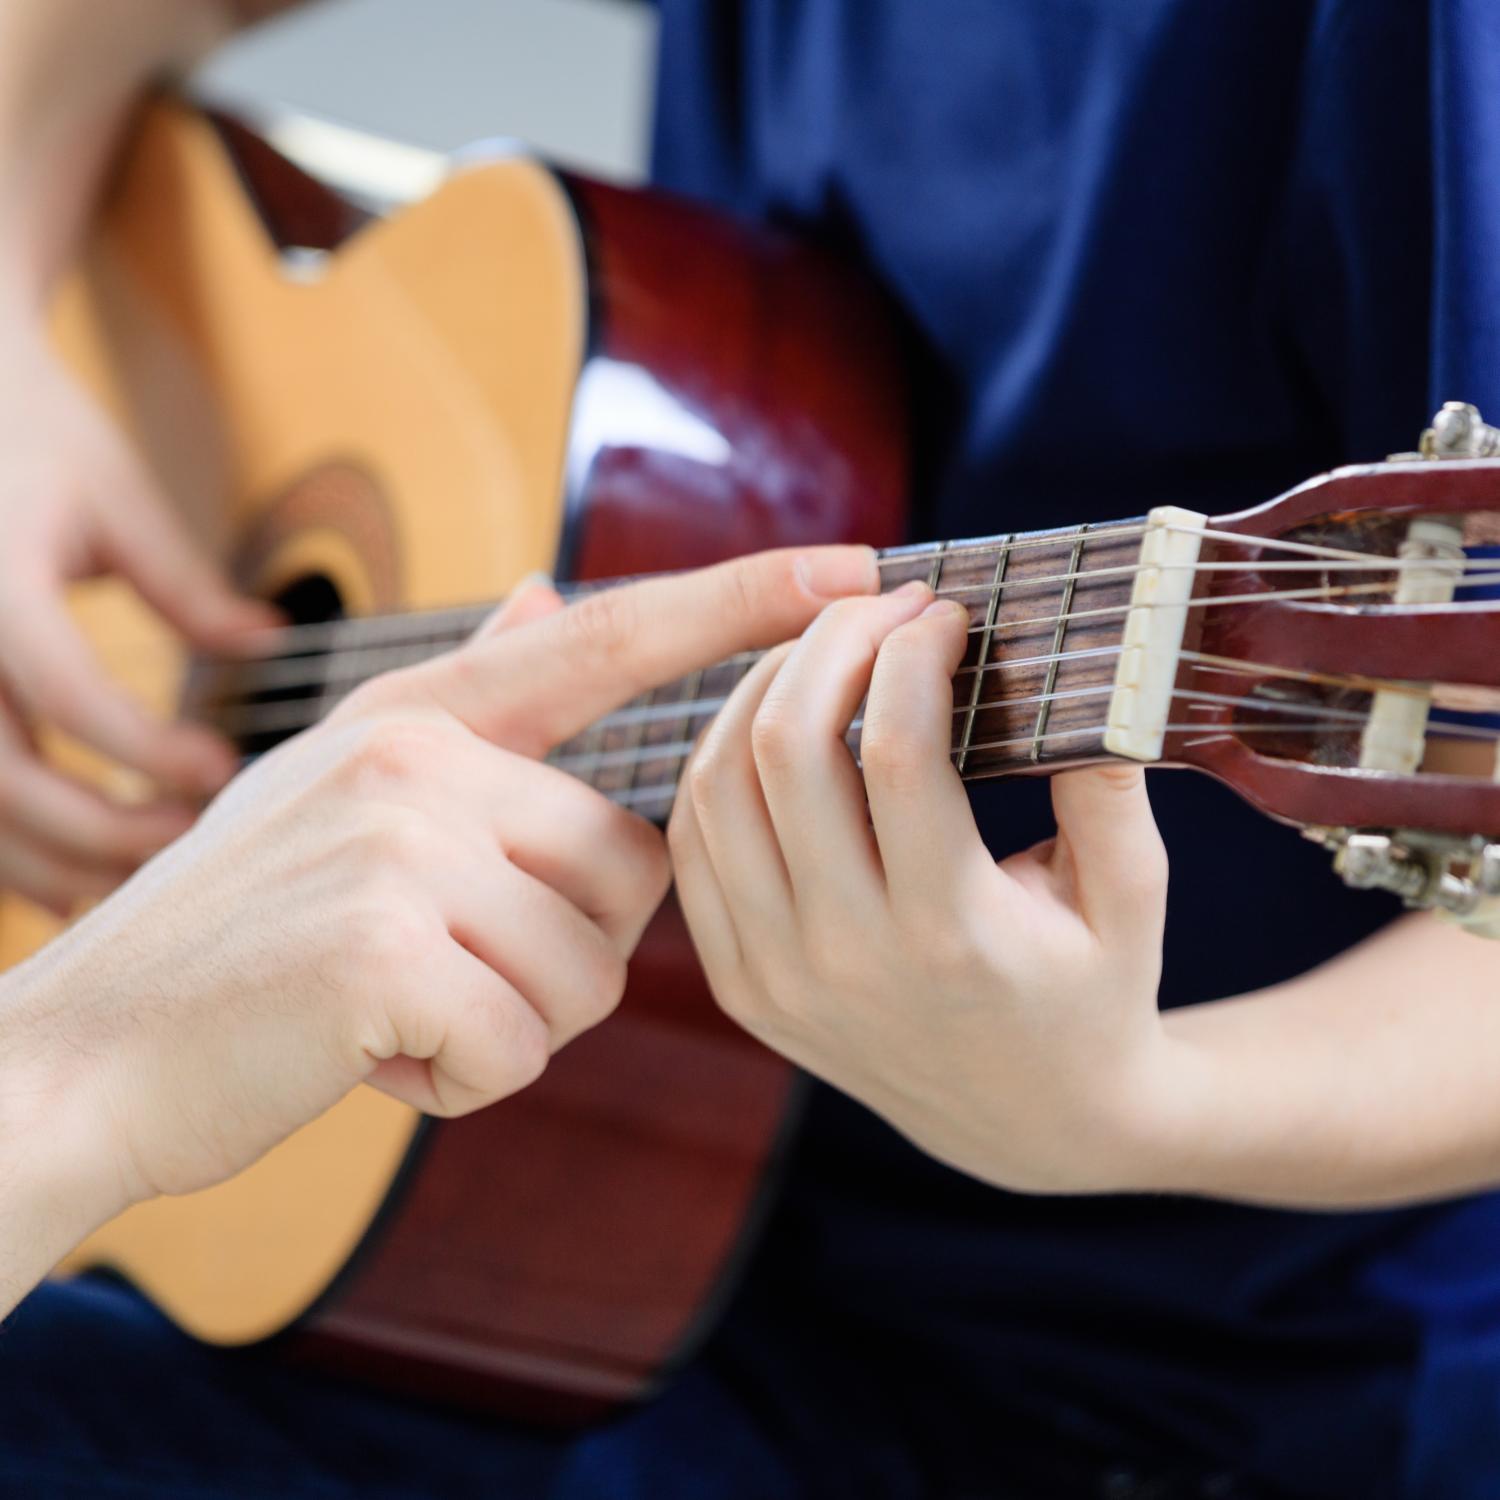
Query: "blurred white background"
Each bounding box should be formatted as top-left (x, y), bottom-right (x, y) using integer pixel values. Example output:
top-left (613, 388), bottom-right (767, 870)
top-left (199, 0), bottom-right (658, 182)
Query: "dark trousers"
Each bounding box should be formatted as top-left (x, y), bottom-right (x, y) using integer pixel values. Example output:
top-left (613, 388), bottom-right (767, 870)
top-left (0, 1277), bottom-right (1277, 1500)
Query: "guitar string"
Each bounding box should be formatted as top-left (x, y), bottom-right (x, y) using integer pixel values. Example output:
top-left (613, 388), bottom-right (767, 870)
top-left (208, 635), bottom-right (1463, 744)
top-left (600, 717), bottom-right (1500, 811)
top-left (211, 649), bottom-right (1500, 786)
top-left (204, 562), bottom-right (1500, 737)
top-left (184, 519), bottom-right (1486, 661)
top-left (543, 685), bottom-right (1500, 780)
top-left (218, 547), bottom-right (1500, 671)
top-left (201, 549), bottom-right (1500, 698)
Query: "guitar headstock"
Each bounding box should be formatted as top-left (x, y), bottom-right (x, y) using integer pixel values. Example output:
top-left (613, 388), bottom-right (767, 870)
top-left (1165, 403), bottom-right (1500, 933)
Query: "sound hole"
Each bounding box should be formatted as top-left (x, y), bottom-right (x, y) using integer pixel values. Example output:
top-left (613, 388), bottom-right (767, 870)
top-left (192, 573), bottom-right (346, 762)
top-left (274, 572), bottom-right (345, 629)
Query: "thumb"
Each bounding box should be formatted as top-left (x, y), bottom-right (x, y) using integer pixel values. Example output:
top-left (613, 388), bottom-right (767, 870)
top-left (98, 450), bottom-right (280, 649)
top-left (1049, 761), bottom-right (1168, 940)
top-left (418, 545), bottom-right (879, 755)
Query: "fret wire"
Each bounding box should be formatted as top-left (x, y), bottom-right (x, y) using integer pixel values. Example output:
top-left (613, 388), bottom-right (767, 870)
top-left (552, 680), bottom-right (1130, 778)
top-left (956, 537), bottom-right (1011, 773)
top-left (606, 710), bottom-right (1486, 813)
top-left (1030, 525), bottom-right (1089, 763)
top-left (667, 668), bottom-right (705, 799)
top-left (874, 521), bottom-right (1150, 570)
top-left (218, 537), bottom-right (1495, 746)
top-left (223, 556), bottom-right (1500, 705)
top-left (217, 548), bottom-right (1489, 710)
top-left (925, 539), bottom-right (950, 591)
top-left (224, 513), bottom-right (1494, 662)
top-left (922, 551), bottom-right (1500, 605)
top-left (622, 692), bottom-right (650, 795)
top-left (227, 632), bottom-right (473, 694)
top-left (231, 549), bottom-right (1412, 743)
top-left (217, 524), bottom-right (1151, 662)
top-left (219, 627), bottom-right (1460, 746)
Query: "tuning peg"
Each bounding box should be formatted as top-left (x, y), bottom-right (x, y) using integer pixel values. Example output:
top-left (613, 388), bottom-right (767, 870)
top-left (1332, 833), bottom-right (1431, 901)
top-left (1321, 829), bottom-right (1500, 938)
top-left (1421, 401), bottom-right (1500, 459)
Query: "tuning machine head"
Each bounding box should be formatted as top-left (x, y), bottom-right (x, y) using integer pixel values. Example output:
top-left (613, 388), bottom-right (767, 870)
top-left (1309, 827), bottom-right (1500, 937)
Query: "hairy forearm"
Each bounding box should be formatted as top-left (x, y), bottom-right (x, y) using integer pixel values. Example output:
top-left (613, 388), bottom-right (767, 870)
top-left (0, 0), bottom-right (294, 313)
top-left (1152, 913), bottom-right (1500, 1208)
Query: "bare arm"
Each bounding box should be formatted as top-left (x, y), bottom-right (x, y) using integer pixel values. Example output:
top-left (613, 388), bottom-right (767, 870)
top-left (1158, 913), bottom-right (1500, 1207)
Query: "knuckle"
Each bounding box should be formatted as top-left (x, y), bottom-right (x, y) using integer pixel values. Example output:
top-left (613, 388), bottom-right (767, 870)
top-left (342, 888), bottom-right (433, 973)
top-left (749, 700), bottom-right (801, 774)
top-left (686, 743), bottom-right (726, 818)
top-left (343, 801), bottom-right (439, 876)
top-left (506, 1008), bottom-right (551, 1090)
top-left (335, 716), bottom-right (450, 791)
top-left (562, 586), bottom-right (638, 663)
top-left (924, 919), bottom-right (982, 981)
top-left (588, 946), bottom-right (631, 1021)
top-left (803, 928), bottom-right (861, 989)
top-left (720, 555), bottom-right (767, 625)
top-left (859, 719), bottom-right (929, 788)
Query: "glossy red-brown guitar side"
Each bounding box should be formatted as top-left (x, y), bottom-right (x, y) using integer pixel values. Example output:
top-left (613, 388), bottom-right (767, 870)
top-left (24, 102), bottom-right (1500, 1423)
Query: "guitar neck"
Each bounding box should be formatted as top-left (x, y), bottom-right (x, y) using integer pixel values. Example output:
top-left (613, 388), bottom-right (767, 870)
top-left (206, 518), bottom-right (1145, 817)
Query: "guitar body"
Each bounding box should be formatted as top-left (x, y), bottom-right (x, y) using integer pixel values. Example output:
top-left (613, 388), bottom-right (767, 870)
top-left (12, 102), bottom-right (906, 1418)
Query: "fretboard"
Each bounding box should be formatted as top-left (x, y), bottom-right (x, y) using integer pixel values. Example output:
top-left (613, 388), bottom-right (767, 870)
top-left (200, 520), bottom-right (1144, 820)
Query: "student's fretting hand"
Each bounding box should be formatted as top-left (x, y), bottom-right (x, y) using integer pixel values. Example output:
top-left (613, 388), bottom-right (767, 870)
top-left (0, 544), bottom-right (877, 1303)
top-left (669, 587), bottom-right (1182, 1195)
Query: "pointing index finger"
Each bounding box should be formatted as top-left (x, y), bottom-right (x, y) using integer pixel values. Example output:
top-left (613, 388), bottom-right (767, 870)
top-left (418, 545), bottom-right (879, 754)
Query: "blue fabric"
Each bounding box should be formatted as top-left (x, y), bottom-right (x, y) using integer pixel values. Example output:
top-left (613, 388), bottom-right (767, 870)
top-left (0, 1277), bottom-right (808, 1499)
top-left (649, 0), bottom-right (1500, 1495)
top-left (8, 2), bottom-right (1500, 1497)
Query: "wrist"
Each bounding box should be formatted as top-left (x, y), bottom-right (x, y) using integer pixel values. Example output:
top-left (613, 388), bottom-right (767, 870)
top-left (1085, 1025), bottom-right (1225, 1197)
top-left (0, 955), bottom-right (138, 1289)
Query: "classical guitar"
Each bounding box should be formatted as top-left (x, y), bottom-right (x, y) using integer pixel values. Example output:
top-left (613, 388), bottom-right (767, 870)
top-left (17, 100), bottom-right (1500, 1422)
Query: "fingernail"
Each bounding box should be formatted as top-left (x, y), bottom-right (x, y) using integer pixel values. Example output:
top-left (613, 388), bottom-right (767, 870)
top-left (920, 600), bottom-right (969, 622)
top-left (795, 546), bottom-right (880, 598)
top-left (512, 570), bottom-right (555, 596)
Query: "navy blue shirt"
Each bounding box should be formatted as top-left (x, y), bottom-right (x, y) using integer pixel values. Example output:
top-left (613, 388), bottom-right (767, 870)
top-left (12, 6), bottom-right (1500, 1498)
top-left (650, 2), bottom-right (1500, 1493)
